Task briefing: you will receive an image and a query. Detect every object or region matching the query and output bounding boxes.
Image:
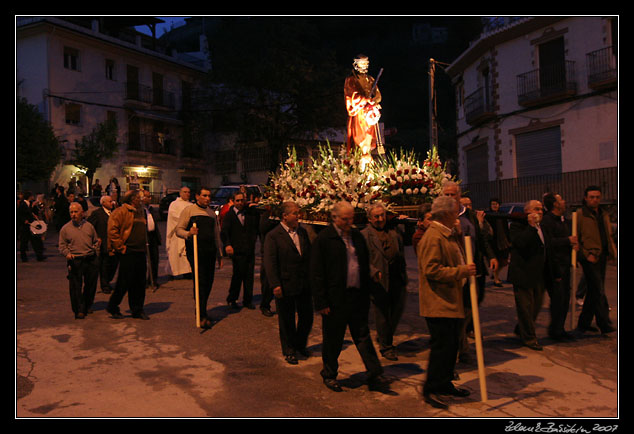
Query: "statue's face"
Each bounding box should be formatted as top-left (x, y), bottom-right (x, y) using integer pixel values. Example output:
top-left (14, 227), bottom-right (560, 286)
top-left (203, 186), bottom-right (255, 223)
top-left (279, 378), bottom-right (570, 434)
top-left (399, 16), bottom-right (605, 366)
top-left (354, 57), bottom-right (369, 74)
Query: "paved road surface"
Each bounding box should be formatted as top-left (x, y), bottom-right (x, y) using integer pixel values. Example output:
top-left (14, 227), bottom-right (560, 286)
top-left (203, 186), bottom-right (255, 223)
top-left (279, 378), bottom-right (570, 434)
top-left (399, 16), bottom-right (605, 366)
top-left (16, 220), bottom-right (619, 424)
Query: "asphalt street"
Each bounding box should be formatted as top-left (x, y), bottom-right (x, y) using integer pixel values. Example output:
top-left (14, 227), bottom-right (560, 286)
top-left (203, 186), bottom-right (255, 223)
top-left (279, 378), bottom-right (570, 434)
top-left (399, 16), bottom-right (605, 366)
top-left (16, 219), bottom-right (619, 424)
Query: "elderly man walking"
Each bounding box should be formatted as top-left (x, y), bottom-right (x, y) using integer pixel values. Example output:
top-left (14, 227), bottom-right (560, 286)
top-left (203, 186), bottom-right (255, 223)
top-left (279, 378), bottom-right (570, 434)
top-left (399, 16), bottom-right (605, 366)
top-left (361, 202), bottom-right (408, 361)
top-left (310, 201), bottom-right (389, 393)
top-left (58, 202), bottom-right (100, 319)
top-left (417, 195), bottom-right (476, 410)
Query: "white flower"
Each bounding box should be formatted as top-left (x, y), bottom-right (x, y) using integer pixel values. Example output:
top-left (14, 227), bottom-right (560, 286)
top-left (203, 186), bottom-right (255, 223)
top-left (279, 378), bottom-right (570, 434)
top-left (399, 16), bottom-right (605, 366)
top-left (405, 188), bottom-right (412, 195)
top-left (396, 176), bottom-right (403, 183)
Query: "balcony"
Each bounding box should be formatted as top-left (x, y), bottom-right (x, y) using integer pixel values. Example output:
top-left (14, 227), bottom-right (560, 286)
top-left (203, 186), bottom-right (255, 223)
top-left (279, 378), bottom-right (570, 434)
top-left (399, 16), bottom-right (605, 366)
top-left (465, 86), bottom-right (496, 125)
top-left (587, 47), bottom-right (617, 90)
top-left (127, 132), bottom-right (177, 155)
top-left (124, 82), bottom-right (175, 109)
top-left (517, 61), bottom-right (577, 107)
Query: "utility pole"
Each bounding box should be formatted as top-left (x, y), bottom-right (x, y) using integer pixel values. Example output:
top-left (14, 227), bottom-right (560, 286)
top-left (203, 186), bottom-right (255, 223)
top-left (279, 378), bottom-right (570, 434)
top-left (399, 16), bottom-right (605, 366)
top-left (428, 58), bottom-right (438, 152)
top-left (428, 58), bottom-right (449, 152)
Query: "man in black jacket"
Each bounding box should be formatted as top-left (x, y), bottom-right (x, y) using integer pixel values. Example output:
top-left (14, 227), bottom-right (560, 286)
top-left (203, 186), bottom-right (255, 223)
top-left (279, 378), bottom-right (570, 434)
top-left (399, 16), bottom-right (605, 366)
top-left (541, 193), bottom-right (578, 340)
top-left (87, 195), bottom-right (118, 293)
top-left (263, 201), bottom-right (313, 364)
top-left (310, 201), bottom-right (388, 392)
top-left (508, 200), bottom-right (557, 351)
top-left (221, 191), bottom-right (259, 310)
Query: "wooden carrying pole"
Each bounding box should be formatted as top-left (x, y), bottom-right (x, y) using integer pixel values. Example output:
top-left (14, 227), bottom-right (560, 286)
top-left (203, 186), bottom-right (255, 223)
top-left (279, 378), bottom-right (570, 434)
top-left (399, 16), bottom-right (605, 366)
top-left (193, 223), bottom-right (201, 328)
top-left (570, 211), bottom-right (578, 329)
top-left (464, 236), bottom-right (488, 402)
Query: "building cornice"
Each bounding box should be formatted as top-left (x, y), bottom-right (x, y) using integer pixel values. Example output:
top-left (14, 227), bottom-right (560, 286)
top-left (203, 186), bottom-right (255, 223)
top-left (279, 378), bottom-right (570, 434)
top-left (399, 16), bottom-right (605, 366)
top-left (16, 16), bottom-right (209, 75)
top-left (446, 16), bottom-right (568, 78)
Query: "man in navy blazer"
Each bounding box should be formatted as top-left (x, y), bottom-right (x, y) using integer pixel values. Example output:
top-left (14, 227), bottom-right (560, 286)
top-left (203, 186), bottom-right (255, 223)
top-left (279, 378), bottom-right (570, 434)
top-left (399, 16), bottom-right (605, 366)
top-left (263, 201), bottom-right (313, 364)
top-left (310, 201), bottom-right (388, 392)
top-left (221, 191), bottom-right (260, 309)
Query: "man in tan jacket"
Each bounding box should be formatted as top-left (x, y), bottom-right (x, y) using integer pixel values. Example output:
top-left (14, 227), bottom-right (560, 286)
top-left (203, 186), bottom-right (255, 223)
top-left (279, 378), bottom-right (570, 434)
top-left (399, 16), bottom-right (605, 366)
top-left (417, 195), bottom-right (476, 410)
top-left (106, 189), bottom-right (150, 320)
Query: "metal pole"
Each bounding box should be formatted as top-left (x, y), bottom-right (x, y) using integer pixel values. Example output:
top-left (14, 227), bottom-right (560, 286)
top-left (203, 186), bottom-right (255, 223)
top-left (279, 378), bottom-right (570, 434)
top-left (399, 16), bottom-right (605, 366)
top-left (429, 59), bottom-right (436, 152)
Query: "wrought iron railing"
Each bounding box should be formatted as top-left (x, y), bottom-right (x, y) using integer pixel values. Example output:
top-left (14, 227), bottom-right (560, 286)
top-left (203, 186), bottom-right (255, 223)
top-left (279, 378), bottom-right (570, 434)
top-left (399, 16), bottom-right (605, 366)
top-left (127, 132), bottom-right (176, 155)
top-left (517, 61), bottom-right (577, 105)
top-left (465, 86), bottom-right (495, 124)
top-left (586, 46), bottom-right (617, 88)
top-left (124, 82), bottom-right (175, 108)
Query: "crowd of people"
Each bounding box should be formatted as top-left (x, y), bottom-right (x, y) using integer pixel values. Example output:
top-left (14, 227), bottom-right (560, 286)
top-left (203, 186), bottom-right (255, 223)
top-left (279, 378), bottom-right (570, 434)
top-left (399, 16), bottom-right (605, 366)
top-left (17, 179), bottom-right (617, 410)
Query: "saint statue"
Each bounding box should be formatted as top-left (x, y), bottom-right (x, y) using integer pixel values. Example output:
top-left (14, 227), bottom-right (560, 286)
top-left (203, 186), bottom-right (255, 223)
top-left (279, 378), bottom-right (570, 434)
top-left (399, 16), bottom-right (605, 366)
top-left (344, 54), bottom-right (383, 162)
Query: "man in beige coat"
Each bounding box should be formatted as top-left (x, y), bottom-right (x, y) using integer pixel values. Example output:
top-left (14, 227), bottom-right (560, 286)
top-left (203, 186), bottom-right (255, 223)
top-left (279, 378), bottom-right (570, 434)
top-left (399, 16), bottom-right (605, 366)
top-left (417, 195), bottom-right (476, 410)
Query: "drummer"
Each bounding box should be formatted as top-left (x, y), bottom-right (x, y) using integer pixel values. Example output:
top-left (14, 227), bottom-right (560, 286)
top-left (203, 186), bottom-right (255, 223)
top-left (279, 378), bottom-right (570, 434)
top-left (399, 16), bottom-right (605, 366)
top-left (18, 191), bottom-right (46, 262)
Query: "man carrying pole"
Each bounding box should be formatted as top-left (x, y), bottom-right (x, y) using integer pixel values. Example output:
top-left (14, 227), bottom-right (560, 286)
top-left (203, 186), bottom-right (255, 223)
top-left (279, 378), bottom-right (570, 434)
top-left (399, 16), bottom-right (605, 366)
top-left (417, 195), bottom-right (476, 410)
top-left (176, 187), bottom-right (224, 329)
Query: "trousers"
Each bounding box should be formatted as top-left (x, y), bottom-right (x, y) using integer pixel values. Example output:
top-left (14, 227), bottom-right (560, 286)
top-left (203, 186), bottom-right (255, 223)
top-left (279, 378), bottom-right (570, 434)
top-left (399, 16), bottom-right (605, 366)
top-left (67, 254), bottom-right (98, 315)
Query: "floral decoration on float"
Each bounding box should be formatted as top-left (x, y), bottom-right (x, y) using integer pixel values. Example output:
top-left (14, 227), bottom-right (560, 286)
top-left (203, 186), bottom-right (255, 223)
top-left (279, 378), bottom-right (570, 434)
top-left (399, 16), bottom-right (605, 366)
top-left (260, 142), bottom-right (458, 223)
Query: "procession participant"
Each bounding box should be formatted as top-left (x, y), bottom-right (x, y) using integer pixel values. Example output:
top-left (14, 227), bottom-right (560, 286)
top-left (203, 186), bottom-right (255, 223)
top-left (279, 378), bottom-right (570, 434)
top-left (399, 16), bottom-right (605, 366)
top-left (310, 201), bottom-right (389, 393)
top-left (508, 200), bottom-right (556, 350)
top-left (166, 186), bottom-right (193, 279)
top-left (176, 187), bottom-right (224, 329)
top-left (18, 191), bottom-right (45, 262)
top-left (541, 192), bottom-right (578, 340)
top-left (575, 186), bottom-right (616, 336)
top-left (485, 198), bottom-right (511, 287)
top-left (87, 195), bottom-right (118, 294)
top-left (142, 189), bottom-right (162, 290)
top-left (263, 201), bottom-right (313, 364)
top-left (361, 202), bottom-right (408, 361)
top-left (58, 202), bottom-right (100, 319)
top-left (442, 182), bottom-right (497, 362)
top-left (106, 189), bottom-right (150, 320)
top-left (412, 203), bottom-right (432, 255)
top-left (221, 191), bottom-right (259, 310)
top-left (417, 195), bottom-right (476, 410)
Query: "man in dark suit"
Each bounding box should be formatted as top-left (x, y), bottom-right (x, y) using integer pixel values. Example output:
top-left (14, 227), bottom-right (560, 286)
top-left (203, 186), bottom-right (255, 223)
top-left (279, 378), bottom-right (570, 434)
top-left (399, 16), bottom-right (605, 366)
top-left (263, 201), bottom-right (313, 365)
top-left (142, 190), bottom-right (162, 290)
top-left (541, 192), bottom-right (578, 340)
top-left (221, 191), bottom-right (259, 310)
top-left (508, 200), bottom-right (557, 351)
top-left (88, 195), bottom-right (118, 293)
top-left (310, 201), bottom-right (388, 392)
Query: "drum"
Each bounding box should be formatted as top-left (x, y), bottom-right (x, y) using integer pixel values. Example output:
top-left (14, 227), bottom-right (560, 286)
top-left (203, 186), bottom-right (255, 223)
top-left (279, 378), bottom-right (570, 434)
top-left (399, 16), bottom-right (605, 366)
top-left (30, 220), bottom-right (47, 235)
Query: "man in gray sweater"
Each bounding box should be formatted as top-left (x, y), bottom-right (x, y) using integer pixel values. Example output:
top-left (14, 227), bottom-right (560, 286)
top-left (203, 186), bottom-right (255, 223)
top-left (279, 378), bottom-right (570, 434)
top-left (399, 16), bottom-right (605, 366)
top-left (58, 202), bottom-right (100, 319)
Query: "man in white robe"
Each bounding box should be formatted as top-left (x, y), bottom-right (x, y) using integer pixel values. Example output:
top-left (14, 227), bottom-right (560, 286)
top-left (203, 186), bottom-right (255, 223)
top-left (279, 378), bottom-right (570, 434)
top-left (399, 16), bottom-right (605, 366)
top-left (165, 187), bottom-right (193, 278)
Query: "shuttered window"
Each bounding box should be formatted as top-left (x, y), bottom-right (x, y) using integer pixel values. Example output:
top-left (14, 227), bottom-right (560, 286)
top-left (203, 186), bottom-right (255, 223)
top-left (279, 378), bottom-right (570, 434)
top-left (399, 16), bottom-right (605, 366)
top-left (515, 126), bottom-right (562, 177)
top-left (466, 143), bottom-right (489, 184)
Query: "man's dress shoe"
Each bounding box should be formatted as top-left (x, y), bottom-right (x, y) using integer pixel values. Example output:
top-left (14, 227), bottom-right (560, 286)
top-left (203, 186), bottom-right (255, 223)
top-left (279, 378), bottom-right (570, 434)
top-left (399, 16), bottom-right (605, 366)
top-left (323, 378), bottom-right (343, 392)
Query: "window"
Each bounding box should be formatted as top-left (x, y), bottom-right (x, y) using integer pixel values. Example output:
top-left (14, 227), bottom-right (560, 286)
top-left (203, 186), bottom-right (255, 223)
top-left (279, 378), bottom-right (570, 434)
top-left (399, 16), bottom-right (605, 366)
top-left (466, 143), bottom-right (489, 184)
top-left (515, 126), bottom-right (562, 177)
top-left (65, 103), bottom-right (81, 125)
top-left (63, 47), bottom-right (80, 71)
top-left (105, 59), bottom-right (115, 80)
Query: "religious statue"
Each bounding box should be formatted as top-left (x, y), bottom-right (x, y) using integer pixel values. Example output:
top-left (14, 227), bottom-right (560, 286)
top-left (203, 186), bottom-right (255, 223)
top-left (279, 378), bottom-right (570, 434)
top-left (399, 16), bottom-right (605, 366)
top-left (344, 54), bottom-right (384, 164)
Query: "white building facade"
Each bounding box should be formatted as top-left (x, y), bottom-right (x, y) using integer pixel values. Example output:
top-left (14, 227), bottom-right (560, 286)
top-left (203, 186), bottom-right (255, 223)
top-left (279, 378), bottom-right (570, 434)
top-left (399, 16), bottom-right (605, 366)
top-left (446, 16), bottom-right (617, 207)
top-left (16, 16), bottom-right (210, 198)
